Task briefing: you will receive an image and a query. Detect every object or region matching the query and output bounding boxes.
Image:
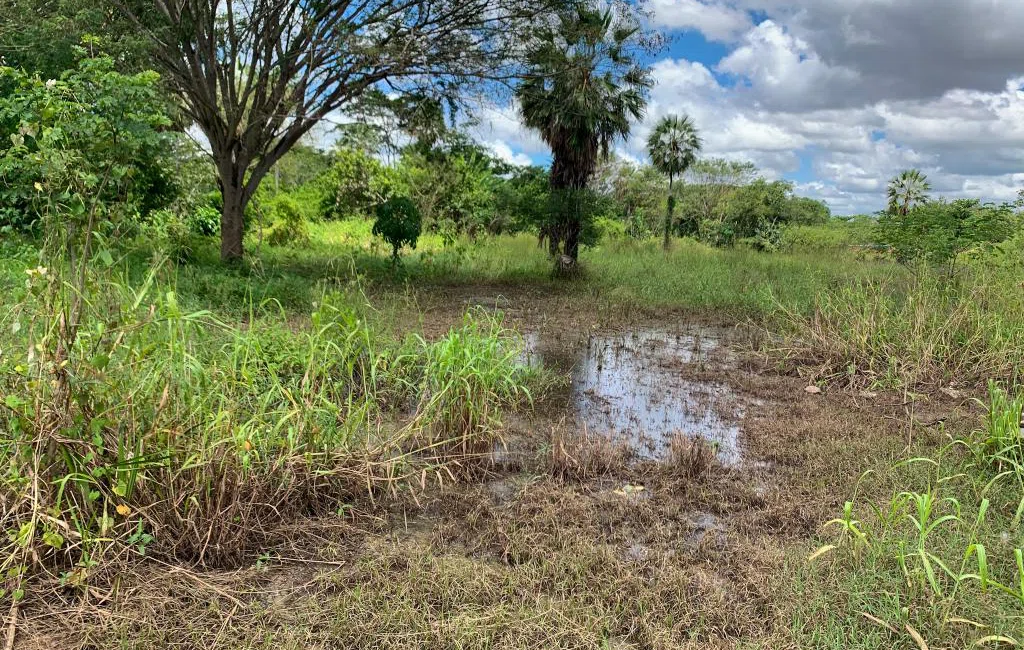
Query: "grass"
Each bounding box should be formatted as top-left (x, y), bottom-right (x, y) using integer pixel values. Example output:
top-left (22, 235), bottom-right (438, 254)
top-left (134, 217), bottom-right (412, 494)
top-left (790, 384), bottom-right (1024, 648)
top-left (159, 221), bottom-right (898, 322)
top-left (0, 248), bottom-right (540, 609)
top-left (5, 219), bottom-right (1024, 649)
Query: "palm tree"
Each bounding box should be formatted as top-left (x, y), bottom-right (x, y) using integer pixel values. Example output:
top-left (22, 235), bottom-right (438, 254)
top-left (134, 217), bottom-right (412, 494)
top-left (517, 3), bottom-right (651, 262)
top-left (647, 114), bottom-right (702, 250)
top-left (887, 169), bottom-right (931, 215)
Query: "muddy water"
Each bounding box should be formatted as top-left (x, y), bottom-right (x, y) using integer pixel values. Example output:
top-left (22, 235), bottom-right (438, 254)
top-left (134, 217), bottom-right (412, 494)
top-left (524, 327), bottom-right (745, 464)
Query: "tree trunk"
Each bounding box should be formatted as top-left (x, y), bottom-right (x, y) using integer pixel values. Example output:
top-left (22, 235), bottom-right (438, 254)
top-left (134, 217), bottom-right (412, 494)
top-left (217, 155), bottom-right (250, 263)
top-left (565, 219), bottom-right (580, 261)
top-left (663, 174), bottom-right (675, 251)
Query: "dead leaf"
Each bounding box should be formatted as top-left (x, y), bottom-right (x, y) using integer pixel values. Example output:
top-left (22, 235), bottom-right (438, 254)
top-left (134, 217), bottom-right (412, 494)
top-left (805, 385), bottom-right (822, 395)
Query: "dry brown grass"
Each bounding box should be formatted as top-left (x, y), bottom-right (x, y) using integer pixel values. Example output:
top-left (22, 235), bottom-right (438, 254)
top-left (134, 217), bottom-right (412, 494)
top-left (546, 425), bottom-right (633, 481)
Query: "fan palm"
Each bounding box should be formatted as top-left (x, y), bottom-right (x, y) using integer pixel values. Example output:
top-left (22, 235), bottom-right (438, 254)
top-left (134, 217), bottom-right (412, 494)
top-left (647, 114), bottom-right (702, 250)
top-left (887, 169), bottom-right (931, 215)
top-left (517, 3), bottom-right (651, 261)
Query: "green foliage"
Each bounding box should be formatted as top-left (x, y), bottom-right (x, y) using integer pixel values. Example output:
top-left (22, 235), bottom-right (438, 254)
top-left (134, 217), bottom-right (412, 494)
top-left (0, 56), bottom-right (173, 234)
top-left (0, 3), bottom-right (154, 79)
top-left (397, 139), bottom-right (498, 241)
top-left (321, 147), bottom-right (394, 220)
top-left (372, 196), bottom-right (422, 261)
top-left (876, 199), bottom-right (1018, 272)
top-left (266, 195), bottom-right (310, 246)
top-left (189, 205), bottom-right (221, 237)
top-left (787, 196), bottom-right (832, 225)
top-left (494, 165), bottom-right (551, 235)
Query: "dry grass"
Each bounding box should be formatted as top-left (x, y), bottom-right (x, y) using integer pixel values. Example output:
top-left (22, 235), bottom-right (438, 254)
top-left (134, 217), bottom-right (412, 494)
top-left (546, 425), bottom-right (633, 481)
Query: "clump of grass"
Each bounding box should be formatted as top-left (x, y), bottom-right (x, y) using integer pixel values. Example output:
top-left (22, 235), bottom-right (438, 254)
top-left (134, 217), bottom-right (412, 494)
top-left (667, 434), bottom-right (716, 480)
top-left (546, 426), bottom-right (631, 481)
top-left (969, 382), bottom-right (1024, 498)
top-left (410, 309), bottom-right (536, 460)
top-left (777, 273), bottom-right (1024, 389)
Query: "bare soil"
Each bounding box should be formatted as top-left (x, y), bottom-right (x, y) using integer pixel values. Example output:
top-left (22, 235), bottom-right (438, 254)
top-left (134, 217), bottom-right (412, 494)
top-left (17, 288), bottom-right (982, 650)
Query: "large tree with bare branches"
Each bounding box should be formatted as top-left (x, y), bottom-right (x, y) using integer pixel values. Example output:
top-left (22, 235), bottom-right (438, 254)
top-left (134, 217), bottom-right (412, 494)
top-left (115, 0), bottom-right (557, 261)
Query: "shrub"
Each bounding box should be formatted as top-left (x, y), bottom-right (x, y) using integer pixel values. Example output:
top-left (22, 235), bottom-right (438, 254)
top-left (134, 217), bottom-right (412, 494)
top-left (876, 199), bottom-right (1017, 274)
top-left (189, 205), bottom-right (221, 236)
top-left (372, 196), bottom-right (422, 262)
top-left (266, 195), bottom-right (310, 246)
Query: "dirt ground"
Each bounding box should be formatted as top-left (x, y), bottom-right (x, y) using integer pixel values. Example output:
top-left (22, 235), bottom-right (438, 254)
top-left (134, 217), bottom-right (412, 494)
top-left (17, 288), bottom-right (981, 649)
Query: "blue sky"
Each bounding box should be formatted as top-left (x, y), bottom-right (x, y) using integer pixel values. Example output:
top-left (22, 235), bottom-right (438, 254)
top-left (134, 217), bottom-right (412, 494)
top-left (473, 0), bottom-right (1024, 215)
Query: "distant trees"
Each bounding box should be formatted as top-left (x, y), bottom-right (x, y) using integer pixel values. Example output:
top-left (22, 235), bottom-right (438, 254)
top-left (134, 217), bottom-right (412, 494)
top-left (114, 0), bottom-right (557, 262)
top-left (887, 169), bottom-right (932, 216)
top-left (647, 114), bottom-right (702, 250)
top-left (517, 2), bottom-right (652, 264)
top-left (877, 197), bottom-right (1017, 275)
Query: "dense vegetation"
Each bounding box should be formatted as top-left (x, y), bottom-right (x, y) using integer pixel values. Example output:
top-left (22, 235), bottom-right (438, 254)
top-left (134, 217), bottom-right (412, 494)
top-left (1, 1), bottom-right (1023, 648)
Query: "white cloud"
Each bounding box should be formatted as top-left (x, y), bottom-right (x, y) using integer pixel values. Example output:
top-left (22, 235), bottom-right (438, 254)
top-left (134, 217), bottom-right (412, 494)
top-left (473, 1), bottom-right (1024, 215)
top-left (484, 140), bottom-right (533, 167)
top-left (647, 0), bottom-right (752, 42)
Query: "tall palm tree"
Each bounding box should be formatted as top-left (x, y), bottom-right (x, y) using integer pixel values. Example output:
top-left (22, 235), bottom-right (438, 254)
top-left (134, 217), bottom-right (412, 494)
top-left (887, 169), bottom-right (931, 215)
top-left (647, 114), bottom-right (702, 250)
top-left (517, 3), bottom-right (651, 262)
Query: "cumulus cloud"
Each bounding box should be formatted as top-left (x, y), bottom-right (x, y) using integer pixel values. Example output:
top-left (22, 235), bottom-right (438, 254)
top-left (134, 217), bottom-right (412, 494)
top-left (475, 0), bottom-right (1024, 214)
top-left (647, 0), bottom-right (751, 42)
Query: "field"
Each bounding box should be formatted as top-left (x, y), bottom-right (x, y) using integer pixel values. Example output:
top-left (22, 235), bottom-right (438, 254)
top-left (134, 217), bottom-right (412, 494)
top-left (3, 222), bottom-right (1024, 649)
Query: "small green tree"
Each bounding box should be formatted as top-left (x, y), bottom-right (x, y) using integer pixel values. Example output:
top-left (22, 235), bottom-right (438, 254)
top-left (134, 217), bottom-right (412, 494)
top-left (372, 196), bottom-right (422, 263)
top-left (876, 199), bottom-right (1017, 275)
top-left (647, 114), bottom-right (702, 250)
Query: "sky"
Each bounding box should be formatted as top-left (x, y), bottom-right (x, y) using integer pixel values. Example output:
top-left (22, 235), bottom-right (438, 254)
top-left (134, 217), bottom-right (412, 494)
top-left (468, 0), bottom-right (1024, 215)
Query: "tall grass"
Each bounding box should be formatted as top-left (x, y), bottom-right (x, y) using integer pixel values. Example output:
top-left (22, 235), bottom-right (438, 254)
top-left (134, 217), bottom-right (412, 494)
top-left (411, 310), bottom-right (538, 459)
top-left (0, 254), bottom-right (537, 601)
top-left (778, 270), bottom-right (1024, 389)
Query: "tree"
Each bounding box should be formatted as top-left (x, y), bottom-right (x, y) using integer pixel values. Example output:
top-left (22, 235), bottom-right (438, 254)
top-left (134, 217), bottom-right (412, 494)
top-left (591, 157), bottom-right (664, 238)
top-left (321, 148), bottom-right (395, 220)
top-left (647, 114), bottom-right (701, 250)
top-left (887, 169), bottom-right (931, 216)
top-left (397, 137), bottom-right (499, 241)
top-left (682, 158), bottom-right (757, 236)
top-left (373, 196), bottom-right (422, 262)
top-left (786, 196), bottom-right (831, 225)
top-left (114, 0), bottom-right (556, 262)
top-left (876, 199), bottom-right (1017, 275)
top-left (517, 1), bottom-right (652, 263)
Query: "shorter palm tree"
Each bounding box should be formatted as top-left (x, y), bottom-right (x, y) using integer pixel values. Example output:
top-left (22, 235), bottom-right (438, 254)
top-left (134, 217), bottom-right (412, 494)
top-left (887, 169), bottom-right (931, 215)
top-left (647, 114), bottom-right (702, 250)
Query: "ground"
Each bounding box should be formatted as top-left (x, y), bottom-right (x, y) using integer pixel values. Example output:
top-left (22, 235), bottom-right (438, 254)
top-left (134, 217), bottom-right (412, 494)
top-left (16, 283), bottom-right (982, 650)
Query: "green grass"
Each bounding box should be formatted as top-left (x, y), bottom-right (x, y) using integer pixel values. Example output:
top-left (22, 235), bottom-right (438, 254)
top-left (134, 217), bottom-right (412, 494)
top-left (158, 221), bottom-right (900, 323)
top-left (0, 248), bottom-right (540, 598)
top-left (789, 386), bottom-right (1024, 648)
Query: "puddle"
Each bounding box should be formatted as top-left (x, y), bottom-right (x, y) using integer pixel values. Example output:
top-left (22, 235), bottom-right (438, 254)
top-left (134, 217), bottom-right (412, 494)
top-left (523, 326), bottom-right (744, 464)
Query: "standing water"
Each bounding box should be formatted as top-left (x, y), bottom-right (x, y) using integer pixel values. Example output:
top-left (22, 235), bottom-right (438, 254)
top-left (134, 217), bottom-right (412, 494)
top-left (523, 327), bottom-right (744, 464)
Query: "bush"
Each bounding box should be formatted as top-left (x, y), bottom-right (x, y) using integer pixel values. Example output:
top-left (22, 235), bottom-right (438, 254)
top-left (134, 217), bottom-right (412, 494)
top-left (0, 56), bottom-right (173, 234)
top-left (372, 196), bottom-right (422, 262)
top-left (266, 195), bottom-right (310, 246)
top-left (189, 205), bottom-right (221, 236)
top-left (876, 199), bottom-right (1017, 274)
